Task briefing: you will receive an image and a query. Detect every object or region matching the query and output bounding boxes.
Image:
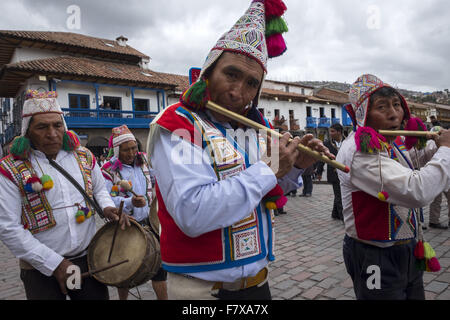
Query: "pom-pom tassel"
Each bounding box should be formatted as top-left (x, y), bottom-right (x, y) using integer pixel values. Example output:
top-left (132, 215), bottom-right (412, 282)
top-left (25, 176), bottom-right (43, 193)
top-left (75, 210), bottom-right (85, 224)
top-left (266, 16), bottom-right (288, 36)
top-left (10, 136), bottom-right (31, 160)
top-left (62, 130), bottom-right (80, 151)
top-left (414, 240), bottom-right (425, 259)
top-left (427, 257), bottom-right (441, 272)
top-left (40, 174), bottom-right (54, 190)
top-left (264, 0), bottom-right (287, 19)
top-left (377, 191), bottom-right (389, 202)
top-left (180, 78), bottom-right (209, 111)
top-left (404, 117), bottom-right (427, 150)
top-left (266, 33), bottom-right (287, 58)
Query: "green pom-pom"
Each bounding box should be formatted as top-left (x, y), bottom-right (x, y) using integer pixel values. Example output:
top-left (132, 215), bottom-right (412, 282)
top-left (182, 79), bottom-right (208, 110)
top-left (62, 130), bottom-right (80, 151)
top-left (266, 17), bottom-right (288, 37)
top-left (40, 174), bottom-right (54, 190)
top-left (10, 136), bottom-right (31, 159)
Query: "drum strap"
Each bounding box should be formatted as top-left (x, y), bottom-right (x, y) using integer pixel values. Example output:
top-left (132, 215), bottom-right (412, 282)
top-left (48, 158), bottom-right (105, 219)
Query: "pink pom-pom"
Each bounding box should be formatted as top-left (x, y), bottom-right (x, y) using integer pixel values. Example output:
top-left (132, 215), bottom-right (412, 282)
top-left (275, 195), bottom-right (288, 208)
top-left (266, 33), bottom-right (287, 58)
top-left (427, 257), bottom-right (441, 272)
top-left (404, 117), bottom-right (427, 150)
top-left (264, 0), bottom-right (287, 19)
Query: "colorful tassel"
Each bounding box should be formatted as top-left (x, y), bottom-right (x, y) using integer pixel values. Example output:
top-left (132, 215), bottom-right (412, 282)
top-left (377, 191), bottom-right (389, 201)
top-left (75, 210), bottom-right (85, 224)
top-left (10, 136), bottom-right (31, 160)
top-left (423, 242), bottom-right (436, 260)
top-left (266, 16), bottom-right (288, 36)
top-left (266, 33), bottom-right (287, 58)
top-left (40, 174), bottom-right (54, 190)
top-left (264, 0), bottom-right (287, 19)
top-left (404, 117), bottom-right (427, 150)
top-left (62, 130), bottom-right (80, 151)
top-left (414, 241), bottom-right (425, 259)
top-left (265, 201), bottom-right (277, 210)
top-left (180, 78), bottom-right (210, 111)
top-left (427, 257), bottom-right (441, 272)
top-left (354, 126), bottom-right (387, 153)
top-left (25, 176), bottom-right (43, 193)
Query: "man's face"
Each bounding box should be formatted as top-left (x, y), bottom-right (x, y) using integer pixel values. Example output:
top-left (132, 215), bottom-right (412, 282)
top-left (366, 95), bottom-right (405, 141)
top-left (329, 128), bottom-right (342, 141)
top-left (206, 52), bottom-right (264, 122)
top-left (119, 140), bottom-right (138, 165)
top-left (26, 113), bottom-right (64, 159)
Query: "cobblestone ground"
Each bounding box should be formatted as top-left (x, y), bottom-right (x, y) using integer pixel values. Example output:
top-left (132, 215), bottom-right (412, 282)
top-left (1, 184), bottom-right (449, 300)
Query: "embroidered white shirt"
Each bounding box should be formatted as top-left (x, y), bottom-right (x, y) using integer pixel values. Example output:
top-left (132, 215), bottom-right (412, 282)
top-left (150, 116), bottom-right (303, 282)
top-left (0, 149), bottom-right (115, 276)
top-left (104, 157), bottom-right (152, 223)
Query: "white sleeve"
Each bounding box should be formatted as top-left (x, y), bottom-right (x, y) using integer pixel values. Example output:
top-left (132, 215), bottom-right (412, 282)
top-left (0, 174), bottom-right (63, 276)
top-left (350, 146), bottom-right (450, 208)
top-left (277, 167), bottom-right (304, 194)
top-left (151, 130), bottom-right (277, 238)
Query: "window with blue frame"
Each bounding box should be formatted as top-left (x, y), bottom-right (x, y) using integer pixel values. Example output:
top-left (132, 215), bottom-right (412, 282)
top-left (68, 94), bottom-right (90, 117)
top-left (134, 98), bottom-right (150, 118)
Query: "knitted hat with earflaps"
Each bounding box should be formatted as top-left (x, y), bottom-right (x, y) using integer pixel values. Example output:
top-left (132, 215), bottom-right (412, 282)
top-left (181, 0), bottom-right (288, 111)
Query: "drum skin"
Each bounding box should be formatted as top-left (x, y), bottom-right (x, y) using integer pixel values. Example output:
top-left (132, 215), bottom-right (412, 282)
top-left (88, 219), bottom-right (161, 288)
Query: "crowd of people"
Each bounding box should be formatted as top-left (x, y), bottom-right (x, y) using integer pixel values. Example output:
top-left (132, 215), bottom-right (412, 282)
top-left (0, 0), bottom-right (449, 302)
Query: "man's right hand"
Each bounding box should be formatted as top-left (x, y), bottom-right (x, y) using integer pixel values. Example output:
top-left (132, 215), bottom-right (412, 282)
top-left (52, 258), bottom-right (74, 295)
top-left (435, 129), bottom-right (450, 148)
top-left (132, 196), bottom-right (147, 208)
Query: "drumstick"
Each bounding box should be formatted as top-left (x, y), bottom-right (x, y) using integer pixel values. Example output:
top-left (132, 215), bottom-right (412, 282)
top-left (205, 101), bottom-right (350, 173)
top-left (81, 259), bottom-right (129, 279)
top-left (107, 200), bottom-right (124, 263)
top-left (378, 130), bottom-right (439, 137)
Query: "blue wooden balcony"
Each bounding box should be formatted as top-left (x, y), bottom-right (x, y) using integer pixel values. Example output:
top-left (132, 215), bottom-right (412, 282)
top-left (63, 108), bottom-right (156, 129)
top-left (306, 117), bottom-right (317, 128)
top-left (318, 117), bottom-right (331, 128)
top-left (331, 118), bottom-right (340, 125)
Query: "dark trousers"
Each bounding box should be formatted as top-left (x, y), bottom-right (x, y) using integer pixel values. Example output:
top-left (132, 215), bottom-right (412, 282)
top-left (331, 181), bottom-right (343, 219)
top-left (302, 174), bottom-right (313, 195)
top-left (343, 235), bottom-right (425, 300)
top-left (20, 255), bottom-right (109, 300)
top-left (215, 282), bottom-right (271, 300)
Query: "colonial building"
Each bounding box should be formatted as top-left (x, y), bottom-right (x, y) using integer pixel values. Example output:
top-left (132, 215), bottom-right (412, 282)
top-left (0, 30), bottom-right (178, 155)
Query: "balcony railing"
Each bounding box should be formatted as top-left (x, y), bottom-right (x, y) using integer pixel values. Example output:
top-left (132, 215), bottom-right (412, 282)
top-left (331, 118), bottom-right (340, 125)
top-left (306, 117), bottom-right (317, 128)
top-left (62, 108), bottom-right (156, 129)
top-left (318, 117), bottom-right (331, 128)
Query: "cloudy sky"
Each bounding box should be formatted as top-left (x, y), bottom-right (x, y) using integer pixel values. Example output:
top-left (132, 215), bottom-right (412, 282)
top-left (1, 0), bottom-right (449, 92)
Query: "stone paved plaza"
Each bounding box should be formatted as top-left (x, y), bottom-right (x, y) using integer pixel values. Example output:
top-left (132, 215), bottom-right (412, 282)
top-left (1, 183), bottom-right (449, 300)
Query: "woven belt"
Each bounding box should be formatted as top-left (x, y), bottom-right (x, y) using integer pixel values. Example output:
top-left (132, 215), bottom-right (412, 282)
top-left (212, 267), bottom-right (268, 291)
top-left (393, 239), bottom-right (412, 246)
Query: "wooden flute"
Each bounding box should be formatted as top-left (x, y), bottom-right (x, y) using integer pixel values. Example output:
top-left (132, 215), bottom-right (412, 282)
top-left (378, 130), bottom-right (439, 137)
top-left (205, 101), bottom-right (350, 173)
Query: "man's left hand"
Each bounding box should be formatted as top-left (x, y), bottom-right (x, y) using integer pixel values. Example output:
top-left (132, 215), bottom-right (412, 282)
top-left (103, 206), bottom-right (131, 230)
top-left (294, 134), bottom-right (335, 169)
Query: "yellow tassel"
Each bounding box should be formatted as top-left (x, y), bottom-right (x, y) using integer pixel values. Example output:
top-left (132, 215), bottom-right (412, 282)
top-left (423, 242), bottom-right (436, 259)
top-left (265, 202), bottom-right (277, 210)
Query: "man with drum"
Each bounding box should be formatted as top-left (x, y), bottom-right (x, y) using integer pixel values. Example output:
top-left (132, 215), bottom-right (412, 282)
top-left (148, 1), bottom-right (332, 299)
top-left (101, 125), bottom-right (168, 300)
top-left (0, 90), bottom-right (128, 300)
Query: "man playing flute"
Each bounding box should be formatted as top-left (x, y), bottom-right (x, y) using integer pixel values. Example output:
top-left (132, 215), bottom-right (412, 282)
top-left (338, 74), bottom-right (450, 300)
top-left (148, 0), bottom-right (332, 299)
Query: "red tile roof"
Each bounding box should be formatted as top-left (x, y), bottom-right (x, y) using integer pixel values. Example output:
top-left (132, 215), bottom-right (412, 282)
top-left (0, 30), bottom-right (149, 59)
top-left (314, 87), bottom-right (349, 104)
top-left (3, 56), bottom-right (175, 88)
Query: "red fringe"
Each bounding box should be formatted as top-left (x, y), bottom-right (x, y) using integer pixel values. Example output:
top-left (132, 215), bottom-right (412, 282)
top-left (265, 0), bottom-right (287, 19)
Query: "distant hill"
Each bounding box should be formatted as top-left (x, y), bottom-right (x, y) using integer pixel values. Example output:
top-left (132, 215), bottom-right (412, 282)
top-left (296, 81), bottom-right (450, 105)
